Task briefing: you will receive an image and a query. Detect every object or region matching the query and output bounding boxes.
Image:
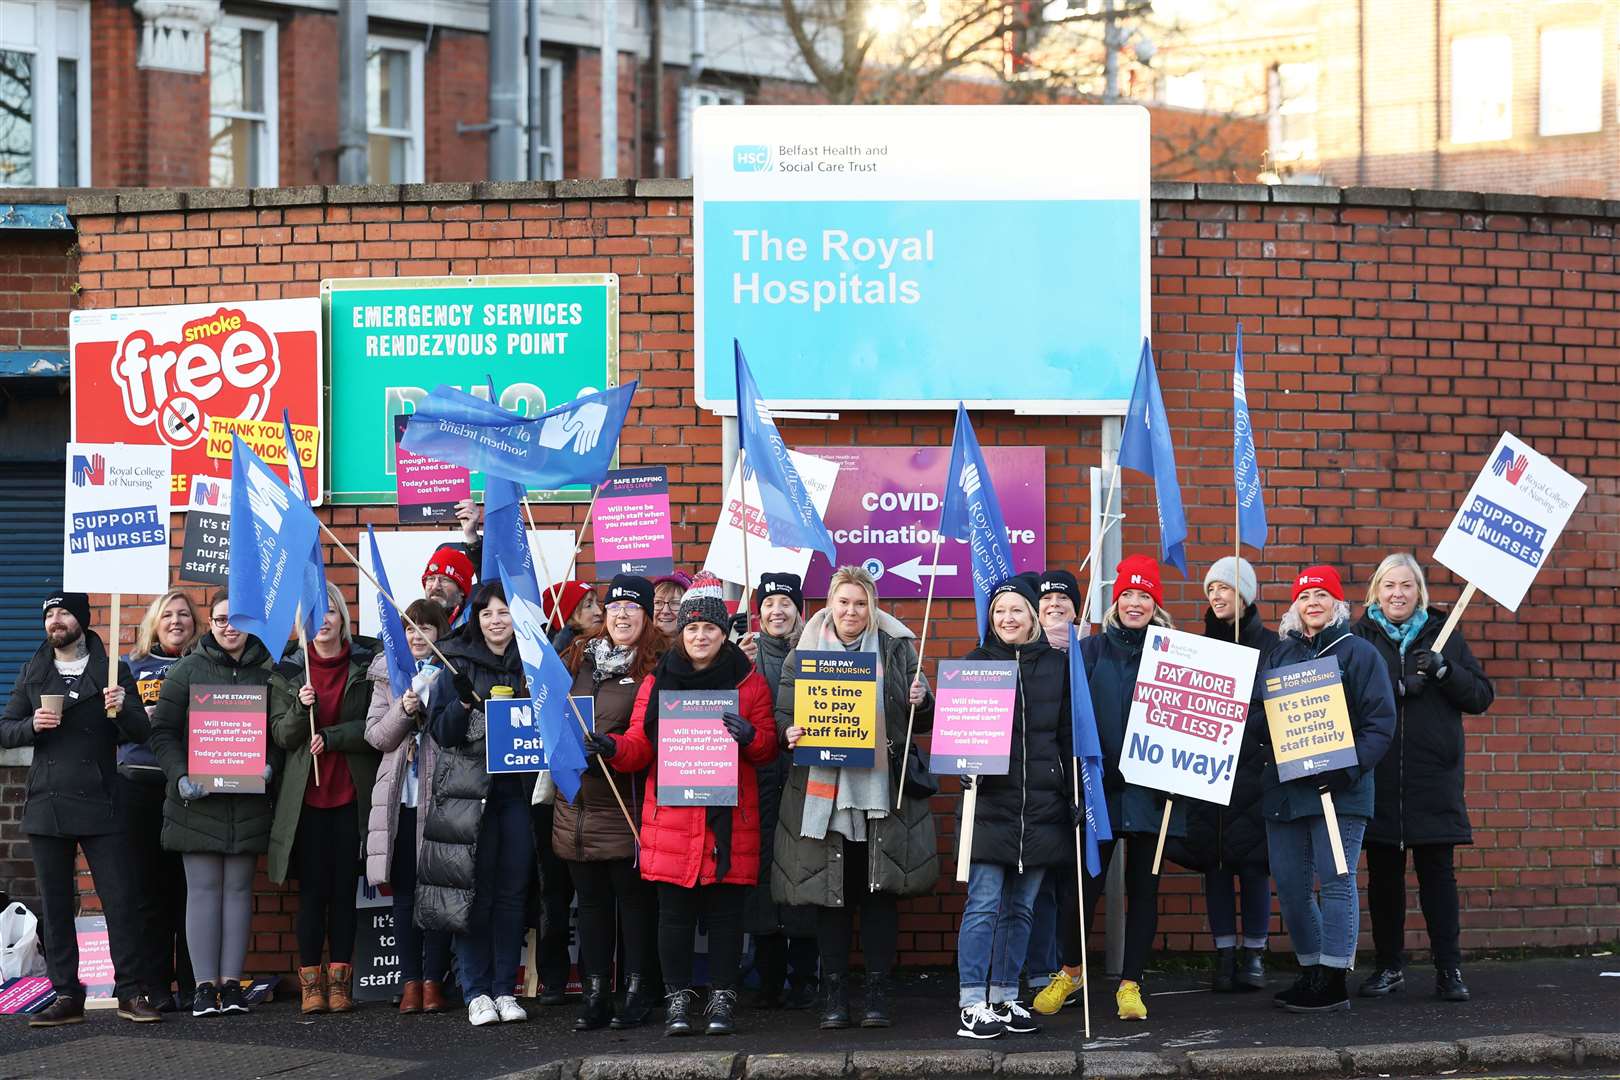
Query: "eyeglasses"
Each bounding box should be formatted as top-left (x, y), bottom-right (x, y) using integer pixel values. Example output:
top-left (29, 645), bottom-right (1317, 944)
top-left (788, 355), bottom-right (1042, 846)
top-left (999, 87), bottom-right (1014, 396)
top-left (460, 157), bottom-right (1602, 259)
top-left (605, 602), bottom-right (642, 616)
top-left (210, 616), bottom-right (231, 628)
top-left (653, 600), bottom-right (680, 611)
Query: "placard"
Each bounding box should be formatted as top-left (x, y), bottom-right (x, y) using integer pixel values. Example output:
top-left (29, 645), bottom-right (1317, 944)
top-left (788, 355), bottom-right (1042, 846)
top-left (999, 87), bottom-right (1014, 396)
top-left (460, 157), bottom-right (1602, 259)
top-left (178, 473), bottom-right (232, 585)
top-left (75, 916), bottom-right (113, 1000)
top-left (656, 691), bottom-right (739, 806)
top-left (1261, 657), bottom-right (1358, 784)
top-left (353, 906), bottom-right (401, 1003)
top-left (62, 442), bottom-right (172, 595)
top-left (930, 660), bottom-right (1017, 775)
top-left (187, 684), bottom-right (268, 794)
top-left (394, 414), bottom-right (471, 524)
top-left (791, 650), bottom-right (878, 768)
top-left (486, 697), bottom-right (594, 775)
top-left (1432, 432), bottom-right (1586, 612)
top-left (1117, 626), bottom-right (1261, 805)
top-left (594, 466), bottom-right (675, 579)
top-left (0, 978), bottom-right (55, 1014)
top-left (703, 450), bottom-right (839, 587)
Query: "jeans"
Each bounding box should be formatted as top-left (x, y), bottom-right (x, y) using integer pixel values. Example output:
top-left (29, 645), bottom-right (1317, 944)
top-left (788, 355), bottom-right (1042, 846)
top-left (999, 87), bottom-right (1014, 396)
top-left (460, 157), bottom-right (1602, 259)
top-left (1267, 814), bottom-right (1367, 970)
top-left (657, 883), bottom-right (745, 991)
top-left (958, 862), bottom-right (1045, 1007)
top-left (1063, 835), bottom-right (1159, 982)
top-left (1204, 862), bottom-right (1271, 950)
top-left (1024, 871), bottom-right (1061, 988)
top-left (390, 805), bottom-right (451, 983)
top-left (530, 803), bottom-right (576, 994)
top-left (121, 777), bottom-right (192, 996)
top-left (457, 790), bottom-right (535, 999)
top-left (814, 838), bottom-right (898, 978)
top-left (294, 803), bottom-right (361, 967)
top-left (1366, 842), bottom-right (1461, 969)
top-left (569, 857), bottom-right (653, 980)
top-left (28, 832), bottom-right (148, 998)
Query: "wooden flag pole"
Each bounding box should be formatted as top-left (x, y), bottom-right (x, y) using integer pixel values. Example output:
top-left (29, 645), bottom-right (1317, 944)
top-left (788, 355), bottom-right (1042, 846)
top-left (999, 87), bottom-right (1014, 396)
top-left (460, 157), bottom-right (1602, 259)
top-left (895, 527), bottom-right (945, 812)
top-left (293, 603), bottom-right (320, 786)
top-left (955, 782), bottom-right (979, 884)
top-left (1234, 506), bottom-right (1243, 645)
top-left (1430, 582), bottom-right (1478, 652)
top-left (106, 596), bottom-right (121, 718)
top-left (1320, 790), bottom-right (1349, 876)
top-left (739, 449), bottom-right (754, 638)
top-left (1071, 768), bottom-right (1093, 1039)
top-left (1150, 799), bottom-right (1173, 875)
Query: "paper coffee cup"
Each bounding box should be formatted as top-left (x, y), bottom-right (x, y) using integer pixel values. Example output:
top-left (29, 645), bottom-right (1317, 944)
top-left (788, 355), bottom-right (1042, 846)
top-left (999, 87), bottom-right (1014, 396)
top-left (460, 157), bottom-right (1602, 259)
top-left (39, 694), bottom-right (64, 714)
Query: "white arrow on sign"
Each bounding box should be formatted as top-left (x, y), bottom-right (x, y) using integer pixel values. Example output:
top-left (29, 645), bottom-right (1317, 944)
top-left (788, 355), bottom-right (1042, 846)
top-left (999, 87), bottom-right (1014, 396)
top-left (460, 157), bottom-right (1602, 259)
top-left (888, 556), bottom-right (959, 585)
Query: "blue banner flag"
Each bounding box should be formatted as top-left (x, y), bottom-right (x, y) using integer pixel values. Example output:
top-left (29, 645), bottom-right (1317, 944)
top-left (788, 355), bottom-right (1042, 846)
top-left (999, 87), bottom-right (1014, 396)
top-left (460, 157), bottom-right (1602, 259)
top-left (401, 382), bottom-right (637, 490)
top-left (1232, 325), bottom-right (1268, 549)
top-left (939, 404), bottom-right (1018, 631)
top-left (282, 409), bottom-right (328, 641)
top-left (734, 342), bottom-right (838, 560)
top-left (1118, 339), bottom-right (1189, 576)
top-left (366, 524), bottom-right (416, 698)
top-left (496, 555), bottom-right (588, 802)
top-left (1069, 624), bottom-right (1114, 877)
top-left (228, 435), bottom-right (321, 651)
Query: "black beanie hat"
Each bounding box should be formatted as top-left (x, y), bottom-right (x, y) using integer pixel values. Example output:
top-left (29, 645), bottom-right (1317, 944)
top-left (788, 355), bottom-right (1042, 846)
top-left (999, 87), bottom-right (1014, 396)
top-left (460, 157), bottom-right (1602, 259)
top-left (1037, 569), bottom-right (1081, 608)
top-left (605, 574), bottom-right (655, 617)
top-left (756, 572), bottom-right (805, 615)
top-left (989, 574), bottom-right (1041, 616)
top-left (43, 592), bottom-right (92, 631)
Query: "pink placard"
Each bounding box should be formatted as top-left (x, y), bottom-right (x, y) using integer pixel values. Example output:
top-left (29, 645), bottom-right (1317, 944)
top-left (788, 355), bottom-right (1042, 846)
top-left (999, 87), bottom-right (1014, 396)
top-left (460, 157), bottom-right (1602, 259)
top-left (656, 691), bottom-right (739, 806)
top-left (187, 684), bottom-right (268, 794)
top-left (594, 466), bottom-right (674, 578)
top-left (395, 414), bottom-right (471, 524)
top-left (930, 660), bottom-right (1018, 776)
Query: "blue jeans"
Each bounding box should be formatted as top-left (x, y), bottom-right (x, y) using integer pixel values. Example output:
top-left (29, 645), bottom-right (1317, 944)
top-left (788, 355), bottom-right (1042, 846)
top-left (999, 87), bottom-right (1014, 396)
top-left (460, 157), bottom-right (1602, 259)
top-left (958, 862), bottom-right (1045, 1007)
top-left (455, 790), bottom-right (535, 999)
top-left (1023, 871), bottom-right (1061, 989)
top-left (1266, 815), bottom-right (1367, 970)
top-left (1204, 862), bottom-right (1271, 950)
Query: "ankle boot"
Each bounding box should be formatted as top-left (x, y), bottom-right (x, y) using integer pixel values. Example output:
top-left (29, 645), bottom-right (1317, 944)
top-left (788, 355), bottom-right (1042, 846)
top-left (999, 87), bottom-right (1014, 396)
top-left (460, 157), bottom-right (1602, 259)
top-left (298, 965), bottom-right (327, 1015)
top-left (1235, 948), bottom-right (1266, 991)
top-left (664, 986), bottom-right (697, 1036)
top-left (1274, 964), bottom-right (1314, 1010)
top-left (1282, 964), bottom-right (1349, 1013)
top-left (422, 980), bottom-right (448, 1013)
top-left (860, 973), bottom-right (891, 1028)
top-left (326, 963), bottom-right (355, 1013)
top-left (704, 988), bottom-right (737, 1035)
top-left (1212, 947), bottom-right (1238, 992)
top-left (399, 980), bottom-right (424, 1015)
top-left (574, 975), bottom-right (612, 1031)
top-left (611, 974), bottom-right (655, 1029)
top-left (819, 972), bottom-right (851, 1030)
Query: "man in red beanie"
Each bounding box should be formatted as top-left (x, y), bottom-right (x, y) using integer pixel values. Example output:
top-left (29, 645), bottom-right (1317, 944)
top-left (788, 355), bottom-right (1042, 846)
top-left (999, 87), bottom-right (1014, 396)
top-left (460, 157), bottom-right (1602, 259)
top-left (422, 546), bottom-right (476, 625)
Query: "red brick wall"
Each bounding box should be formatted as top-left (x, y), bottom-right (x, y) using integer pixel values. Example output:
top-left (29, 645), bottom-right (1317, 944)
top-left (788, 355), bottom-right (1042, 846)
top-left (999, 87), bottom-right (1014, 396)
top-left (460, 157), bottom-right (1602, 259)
top-left (279, 11), bottom-right (341, 187)
top-left (424, 29), bottom-right (489, 184)
top-left (0, 232), bottom-right (75, 353)
top-left (60, 181), bottom-right (1620, 975)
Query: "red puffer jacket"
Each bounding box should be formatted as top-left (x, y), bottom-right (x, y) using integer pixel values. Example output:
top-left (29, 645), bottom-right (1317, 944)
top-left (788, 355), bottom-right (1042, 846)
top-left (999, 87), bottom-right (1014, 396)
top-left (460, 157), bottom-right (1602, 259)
top-left (609, 666), bottom-right (778, 888)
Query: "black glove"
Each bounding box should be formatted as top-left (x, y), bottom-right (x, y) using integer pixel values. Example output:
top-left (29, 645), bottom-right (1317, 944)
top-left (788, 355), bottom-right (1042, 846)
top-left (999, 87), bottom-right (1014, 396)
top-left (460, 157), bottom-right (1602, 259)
top-left (729, 612), bottom-right (750, 638)
top-left (451, 668), bottom-right (477, 707)
top-left (1400, 671), bottom-right (1427, 698)
top-left (584, 732), bottom-right (617, 759)
top-left (959, 774), bottom-right (974, 790)
top-left (1409, 649), bottom-right (1449, 681)
top-left (1318, 771), bottom-right (1356, 796)
top-left (720, 710), bottom-right (751, 746)
top-left (1070, 803), bottom-right (1084, 829)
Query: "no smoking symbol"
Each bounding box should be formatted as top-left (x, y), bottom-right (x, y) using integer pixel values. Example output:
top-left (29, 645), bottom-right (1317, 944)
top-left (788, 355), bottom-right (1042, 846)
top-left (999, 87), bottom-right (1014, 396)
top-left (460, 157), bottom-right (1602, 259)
top-left (158, 394), bottom-right (204, 449)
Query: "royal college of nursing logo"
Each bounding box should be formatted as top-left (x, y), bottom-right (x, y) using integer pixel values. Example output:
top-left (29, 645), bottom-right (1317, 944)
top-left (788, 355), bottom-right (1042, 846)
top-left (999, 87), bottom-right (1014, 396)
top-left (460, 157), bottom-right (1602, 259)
top-left (71, 452), bottom-right (106, 487)
top-left (1491, 445), bottom-right (1529, 486)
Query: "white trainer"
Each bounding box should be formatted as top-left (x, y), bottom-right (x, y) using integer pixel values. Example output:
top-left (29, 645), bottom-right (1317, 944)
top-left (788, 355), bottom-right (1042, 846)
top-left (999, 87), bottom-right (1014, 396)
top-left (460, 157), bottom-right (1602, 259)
top-left (495, 995), bottom-right (528, 1023)
top-left (467, 994), bottom-right (499, 1026)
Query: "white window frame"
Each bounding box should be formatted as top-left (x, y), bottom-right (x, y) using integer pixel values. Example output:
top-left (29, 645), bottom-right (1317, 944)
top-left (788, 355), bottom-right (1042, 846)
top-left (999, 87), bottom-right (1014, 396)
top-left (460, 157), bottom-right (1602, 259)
top-left (366, 33), bottom-right (425, 184)
top-left (209, 13), bottom-right (279, 187)
top-left (1450, 33), bottom-right (1513, 145)
top-left (0, 0), bottom-right (92, 186)
top-left (1267, 61), bottom-right (1318, 164)
top-left (521, 55), bottom-right (564, 181)
top-left (693, 85), bottom-right (745, 109)
top-left (1539, 24), bottom-right (1602, 137)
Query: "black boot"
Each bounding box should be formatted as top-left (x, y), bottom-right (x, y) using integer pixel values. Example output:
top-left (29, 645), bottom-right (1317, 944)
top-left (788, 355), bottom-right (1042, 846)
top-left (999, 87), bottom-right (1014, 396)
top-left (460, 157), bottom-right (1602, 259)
top-left (664, 987), bottom-right (697, 1036)
top-left (1274, 964), bottom-right (1314, 1009)
top-left (1282, 965), bottom-right (1350, 1013)
top-left (574, 975), bottom-right (613, 1031)
top-left (783, 975), bottom-right (818, 1011)
top-left (611, 974), bottom-right (655, 1029)
top-left (819, 972), bottom-right (851, 1030)
top-left (1434, 967), bottom-right (1470, 1002)
top-left (1235, 947), bottom-right (1266, 991)
top-left (704, 988), bottom-right (737, 1035)
top-left (1358, 965), bottom-right (1404, 997)
top-left (860, 973), bottom-right (890, 1028)
top-left (1212, 947), bottom-right (1238, 993)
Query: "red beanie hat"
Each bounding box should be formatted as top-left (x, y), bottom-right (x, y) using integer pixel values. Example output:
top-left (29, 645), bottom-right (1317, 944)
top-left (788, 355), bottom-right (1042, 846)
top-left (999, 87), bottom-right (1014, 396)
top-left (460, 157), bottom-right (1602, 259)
top-left (542, 581), bottom-right (593, 630)
top-left (1113, 555), bottom-right (1164, 608)
top-left (1291, 565), bottom-right (1345, 602)
top-left (422, 546), bottom-right (475, 596)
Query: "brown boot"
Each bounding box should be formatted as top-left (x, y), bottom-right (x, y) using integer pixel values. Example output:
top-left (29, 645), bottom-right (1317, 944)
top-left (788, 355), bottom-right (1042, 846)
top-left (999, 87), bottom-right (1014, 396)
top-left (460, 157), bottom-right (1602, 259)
top-left (422, 980), bottom-right (447, 1014)
top-left (327, 962), bottom-right (355, 1013)
top-left (299, 965), bottom-right (327, 1015)
top-left (399, 980), bottom-right (423, 1015)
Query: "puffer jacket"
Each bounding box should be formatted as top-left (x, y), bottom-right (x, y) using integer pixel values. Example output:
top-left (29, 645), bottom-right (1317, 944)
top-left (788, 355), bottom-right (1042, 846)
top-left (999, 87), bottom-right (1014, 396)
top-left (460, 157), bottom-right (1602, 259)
top-left (120, 644), bottom-right (187, 780)
top-left (963, 631), bottom-right (1073, 871)
top-left (745, 628), bottom-right (814, 937)
top-left (147, 633), bottom-right (277, 855)
top-left (1080, 623), bottom-right (1187, 838)
top-left (553, 649), bottom-right (645, 863)
top-left (362, 652), bottom-right (441, 887)
top-left (1352, 607), bottom-right (1493, 848)
top-left (772, 617), bottom-right (940, 906)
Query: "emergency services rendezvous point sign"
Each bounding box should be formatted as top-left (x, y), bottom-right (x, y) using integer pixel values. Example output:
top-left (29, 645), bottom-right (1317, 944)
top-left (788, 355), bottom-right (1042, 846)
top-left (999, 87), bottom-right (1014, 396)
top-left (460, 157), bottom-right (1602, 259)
top-left (323, 274), bottom-right (619, 505)
top-left (693, 105), bottom-right (1151, 414)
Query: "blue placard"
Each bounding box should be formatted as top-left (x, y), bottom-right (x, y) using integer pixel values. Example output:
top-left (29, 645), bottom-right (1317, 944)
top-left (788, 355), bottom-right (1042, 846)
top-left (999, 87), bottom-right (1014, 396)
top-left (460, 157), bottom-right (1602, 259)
top-left (486, 696), bottom-right (594, 775)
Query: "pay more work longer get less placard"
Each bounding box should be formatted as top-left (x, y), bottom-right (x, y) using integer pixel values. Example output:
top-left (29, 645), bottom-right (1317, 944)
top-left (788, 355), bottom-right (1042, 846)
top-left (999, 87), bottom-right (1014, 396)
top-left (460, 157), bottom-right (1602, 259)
top-left (792, 650), bottom-right (879, 768)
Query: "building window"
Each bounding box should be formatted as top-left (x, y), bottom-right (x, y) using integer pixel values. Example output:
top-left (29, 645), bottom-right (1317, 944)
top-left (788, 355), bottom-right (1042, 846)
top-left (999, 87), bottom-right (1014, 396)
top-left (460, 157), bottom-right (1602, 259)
top-left (1162, 72), bottom-right (1207, 111)
top-left (209, 15), bottom-right (278, 187)
top-left (693, 85), bottom-right (745, 109)
top-left (367, 36), bottom-right (424, 184)
top-left (1267, 61), bottom-right (1317, 163)
top-left (0, 0), bottom-right (91, 186)
top-left (518, 56), bottom-right (563, 180)
top-left (1450, 34), bottom-right (1512, 144)
top-left (1539, 24), bottom-right (1602, 136)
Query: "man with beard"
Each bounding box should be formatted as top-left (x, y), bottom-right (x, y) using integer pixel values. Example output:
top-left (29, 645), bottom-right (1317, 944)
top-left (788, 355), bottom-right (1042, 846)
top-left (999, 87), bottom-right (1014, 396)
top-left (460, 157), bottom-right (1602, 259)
top-left (0, 594), bottom-right (163, 1025)
top-left (421, 546), bottom-right (476, 627)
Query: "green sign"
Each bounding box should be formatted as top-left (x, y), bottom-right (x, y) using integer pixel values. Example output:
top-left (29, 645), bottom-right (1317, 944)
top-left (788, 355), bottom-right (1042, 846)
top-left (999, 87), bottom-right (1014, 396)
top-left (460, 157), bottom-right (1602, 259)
top-left (323, 274), bottom-right (619, 504)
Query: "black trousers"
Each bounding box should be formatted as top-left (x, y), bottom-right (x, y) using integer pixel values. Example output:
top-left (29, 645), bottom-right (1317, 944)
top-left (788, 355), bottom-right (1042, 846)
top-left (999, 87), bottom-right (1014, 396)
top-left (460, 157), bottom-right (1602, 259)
top-left (657, 883), bottom-right (745, 991)
top-left (568, 857), bottom-right (654, 981)
top-left (1061, 834), bottom-right (1160, 983)
top-left (530, 803), bottom-right (576, 993)
top-left (120, 776), bottom-right (193, 996)
top-left (28, 832), bottom-right (149, 998)
top-left (753, 932), bottom-right (819, 992)
top-left (814, 838), bottom-right (899, 978)
top-left (1366, 842), bottom-right (1462, 969)
top-left (294, 803), bottom-right (360, 967)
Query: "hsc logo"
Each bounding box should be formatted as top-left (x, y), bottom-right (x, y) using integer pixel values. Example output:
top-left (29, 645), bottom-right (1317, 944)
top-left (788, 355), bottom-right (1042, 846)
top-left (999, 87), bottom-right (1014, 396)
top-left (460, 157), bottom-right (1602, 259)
top-left (71, 453), bottom-right (106, 487)
top-left (732, 145), bottom-right (773, 172)
top-left (1491, 446), bottom-right (1529, 486)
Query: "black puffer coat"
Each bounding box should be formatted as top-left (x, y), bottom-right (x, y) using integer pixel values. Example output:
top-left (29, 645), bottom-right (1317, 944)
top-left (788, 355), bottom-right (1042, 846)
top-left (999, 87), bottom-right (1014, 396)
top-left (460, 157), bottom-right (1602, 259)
top-left (964, 632), bottom-right (1073, 870)
top-left (1352, 608), bottom-right (1493, 848)
top-left (745, 629), bottom-right (815, 938)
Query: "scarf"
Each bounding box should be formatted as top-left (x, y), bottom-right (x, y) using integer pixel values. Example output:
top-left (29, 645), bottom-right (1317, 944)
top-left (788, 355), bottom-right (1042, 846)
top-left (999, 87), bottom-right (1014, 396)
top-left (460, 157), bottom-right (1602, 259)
top-left (797, 608), bottom-right (898, 844)
top-left (1365, 603), bottom-right (1429, 656)
top-left (586, 636), bottom-right (637, 685)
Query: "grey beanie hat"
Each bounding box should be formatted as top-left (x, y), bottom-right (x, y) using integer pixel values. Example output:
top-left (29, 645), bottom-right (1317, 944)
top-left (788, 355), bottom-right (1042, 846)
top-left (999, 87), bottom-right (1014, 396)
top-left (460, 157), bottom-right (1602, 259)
top-left (1203, 556), bottom-right (1258, 607)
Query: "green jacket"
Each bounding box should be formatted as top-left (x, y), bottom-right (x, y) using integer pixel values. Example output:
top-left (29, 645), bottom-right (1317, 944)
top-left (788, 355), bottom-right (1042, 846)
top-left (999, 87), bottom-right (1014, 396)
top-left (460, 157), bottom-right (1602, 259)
top-left (146, 633), bottom-right (278, 855)
top-left (266, 643), bottom-right (380, 884)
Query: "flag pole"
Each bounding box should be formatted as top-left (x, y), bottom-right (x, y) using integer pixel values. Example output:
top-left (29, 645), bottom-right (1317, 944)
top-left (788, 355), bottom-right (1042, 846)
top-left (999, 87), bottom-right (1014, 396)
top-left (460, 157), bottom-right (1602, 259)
top-left (1151, 800), bottom-right (1173, 875)
top-left (106, 596), bottom-right (121, 718)
top-left (895, 527), bottom-right (944, 812)
top-left (1071, 769), bottom-right (1092, 1040)
top-left (295, 603), bottom-right (319, 785)
top-left (739, 449), bottom-right (754, 639)
top-left (523, 496), bottom-right (571, 620)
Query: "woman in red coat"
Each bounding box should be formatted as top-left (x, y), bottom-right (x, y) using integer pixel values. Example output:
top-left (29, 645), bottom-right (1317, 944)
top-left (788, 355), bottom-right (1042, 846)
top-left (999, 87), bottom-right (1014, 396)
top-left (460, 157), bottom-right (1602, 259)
top-left (589, 572), bottom-right (777, 1038)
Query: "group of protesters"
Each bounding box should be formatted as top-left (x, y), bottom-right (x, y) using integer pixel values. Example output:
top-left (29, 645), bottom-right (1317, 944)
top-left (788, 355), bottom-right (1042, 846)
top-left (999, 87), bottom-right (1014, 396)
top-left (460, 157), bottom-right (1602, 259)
top-left (2, 489), bottom-right (1492, 1038)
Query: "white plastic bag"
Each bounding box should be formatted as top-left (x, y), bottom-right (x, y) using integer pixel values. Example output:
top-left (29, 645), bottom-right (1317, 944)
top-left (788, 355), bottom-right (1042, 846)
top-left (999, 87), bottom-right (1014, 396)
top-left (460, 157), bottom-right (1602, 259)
top-left (0, 902), bottom-right (46, 980)
top-left (531, 770), bottom-right (556, 806)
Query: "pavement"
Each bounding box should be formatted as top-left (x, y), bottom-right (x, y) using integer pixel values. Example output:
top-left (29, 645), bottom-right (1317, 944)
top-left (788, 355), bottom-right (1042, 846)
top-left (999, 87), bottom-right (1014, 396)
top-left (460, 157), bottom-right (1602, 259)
top-left (0, 956), bottom-right (1613, 1080)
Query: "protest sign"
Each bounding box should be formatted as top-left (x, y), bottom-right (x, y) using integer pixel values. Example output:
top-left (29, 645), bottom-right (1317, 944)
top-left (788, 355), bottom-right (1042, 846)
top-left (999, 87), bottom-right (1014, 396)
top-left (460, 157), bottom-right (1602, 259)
top-left (355, 528), bottom-right (572, 636)
top-left (186, 684), bottom-right (268, 794)
top-left (179, 475), bottom-right (233, 585)
top-left (594, 467), bottom-right (675, 579)
top-left (75, 916), bottom-right (113, 1001)
top-left (62, 443), bottom-right (171, 595)
top-left (0, 978), bottom-right (54, 1015)
top-left (930, 661), bottom-right (1017, 775)
top-left (791, 650), bottom-right (878, 768)
top-left (1118, 627), bottom-right (1260, 806)
top-left (1261, 657), bottom-right (1358, 784)
top-left (486, 697), bottom-right (592, 775)
top-left (393, 415), bottom-right (470, 524)
top-left (69, 298), bottom-right (323, 507)
top-left (656, 691), bottom-right (739, 806)
top-left (1433, 432), bottom-right (1586, 614)
top-left (353, 905), bottom-right (401, 1003)
top-left (703, 450), bottom-right (839, 587)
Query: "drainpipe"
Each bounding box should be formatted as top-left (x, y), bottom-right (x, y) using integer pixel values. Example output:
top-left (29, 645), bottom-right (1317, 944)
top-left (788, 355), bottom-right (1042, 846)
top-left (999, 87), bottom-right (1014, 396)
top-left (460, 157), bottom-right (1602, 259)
top-left (336, 0), bottom-right (367, 184)
top-left (601, 2), bottom-right (618, 178)
top-left (677, 0), bottom-right (706, 177)
top-left (528, 0), bottom-right (543, 180)
top-left (488, 0), bottom-right (522, 180)
top-left (650, 0), bottom-right (665, 177)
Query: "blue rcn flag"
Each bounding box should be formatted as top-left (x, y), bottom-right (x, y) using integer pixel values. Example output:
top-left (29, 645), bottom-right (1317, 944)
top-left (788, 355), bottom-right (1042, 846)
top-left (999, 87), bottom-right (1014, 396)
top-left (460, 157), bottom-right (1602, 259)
top-left (366, 524), bottom-right (416, 698)
top-left (228, 435), bottom-right (321, 651)
top-left (734, 341), bottom-right (837, 560)
top-left (282, 409), bottom-right (328, 641)
top-left (481, 473), bottom-right (529, 587)
top-left (939, 404), bottom-right (1017, 631)
top-left (1232, 324), bottom-right (1268, 549)
top-left (1069, 624), bottom-right (1114, 877)
top-left (496, 555), bottom-right (588, 802)
top-left (402, 382), bottom-right (637, 491)
top-left (1118, 339), bottom-right (1189, 576)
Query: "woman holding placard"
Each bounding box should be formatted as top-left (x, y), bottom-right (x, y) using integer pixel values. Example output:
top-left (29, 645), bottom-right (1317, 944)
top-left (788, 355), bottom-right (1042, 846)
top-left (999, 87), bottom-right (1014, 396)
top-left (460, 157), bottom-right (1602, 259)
top-left (587, 573), bottom-right (778, 1037)
top-left (148, 590), bottom-right (276, 1019)
top-left (1260, 566), bottom-right (1395, 1014)
top-left (771, 566), bottom-right (936, 1033)
top-left (1352, 554), bottom-right (1493, 1004)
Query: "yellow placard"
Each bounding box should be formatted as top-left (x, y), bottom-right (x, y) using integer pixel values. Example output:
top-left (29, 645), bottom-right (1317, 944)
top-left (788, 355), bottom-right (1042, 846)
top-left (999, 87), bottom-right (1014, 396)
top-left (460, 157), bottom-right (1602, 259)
top-left (1261, 657), bottom-right (1357, 783)
top-left (205, 416), bottom-right (319, 468)
top-left (792, 650), bottom-right (878, 768)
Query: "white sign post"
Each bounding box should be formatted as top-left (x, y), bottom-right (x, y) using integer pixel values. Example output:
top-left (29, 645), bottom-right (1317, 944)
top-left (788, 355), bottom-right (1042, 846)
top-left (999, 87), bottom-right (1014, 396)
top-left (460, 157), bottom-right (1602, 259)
top-left (702, 449), bottom-right (838, 587)
top-left (356, 529), bottom-right (573, 637)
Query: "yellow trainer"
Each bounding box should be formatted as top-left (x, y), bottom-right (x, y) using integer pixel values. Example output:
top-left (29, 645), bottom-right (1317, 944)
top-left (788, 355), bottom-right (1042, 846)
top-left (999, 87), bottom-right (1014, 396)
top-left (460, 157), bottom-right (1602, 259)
top-left (1031, 970), bottom-right (1083, 1015)
top-left (1115, 980), bottom-right (1147, 1021)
